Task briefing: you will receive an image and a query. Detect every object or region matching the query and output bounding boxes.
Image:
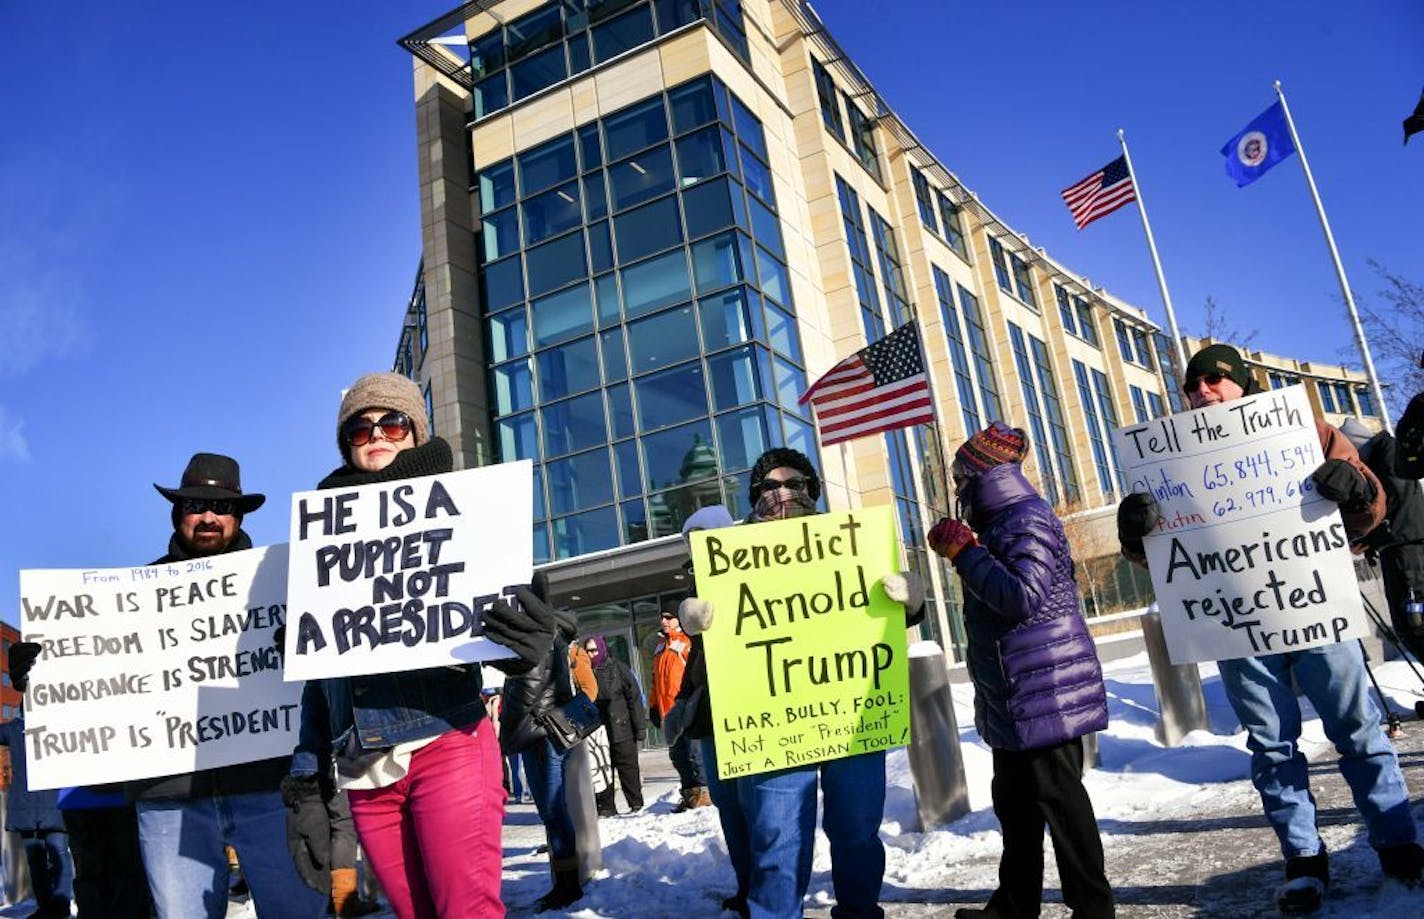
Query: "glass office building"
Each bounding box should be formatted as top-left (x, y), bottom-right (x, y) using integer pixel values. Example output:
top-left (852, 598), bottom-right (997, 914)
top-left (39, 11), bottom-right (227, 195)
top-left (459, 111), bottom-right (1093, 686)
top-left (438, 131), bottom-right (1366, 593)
top-left (397, 0), bottom-right (1186, 674)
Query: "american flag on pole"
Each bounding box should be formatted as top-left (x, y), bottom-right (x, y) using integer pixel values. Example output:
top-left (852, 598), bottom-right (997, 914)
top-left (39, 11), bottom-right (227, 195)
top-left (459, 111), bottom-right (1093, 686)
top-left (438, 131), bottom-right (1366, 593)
top-left (1060, 155), bottom-right (1137, 230)
top-left (798, 321), bottom-right (935, 446)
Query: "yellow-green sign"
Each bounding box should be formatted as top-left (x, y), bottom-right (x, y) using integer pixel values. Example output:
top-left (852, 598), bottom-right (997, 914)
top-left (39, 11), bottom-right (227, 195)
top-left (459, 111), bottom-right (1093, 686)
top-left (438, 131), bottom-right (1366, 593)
top-left (691, 505), bottom-right (911, 779)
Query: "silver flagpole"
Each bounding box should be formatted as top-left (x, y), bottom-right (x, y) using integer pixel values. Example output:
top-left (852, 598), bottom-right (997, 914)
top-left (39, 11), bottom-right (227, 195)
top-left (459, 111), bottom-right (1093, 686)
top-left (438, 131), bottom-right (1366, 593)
top-left (1117, 129), bottom-right (1188, 378)
top-left (1274, 80), bottom-right (1393, 430)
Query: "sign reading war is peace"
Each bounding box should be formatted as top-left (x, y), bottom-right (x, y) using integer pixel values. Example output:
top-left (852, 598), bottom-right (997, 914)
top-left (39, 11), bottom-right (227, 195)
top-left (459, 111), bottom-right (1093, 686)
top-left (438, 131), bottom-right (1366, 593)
top-left (1111, 384), bottom-right (1366, 664)
top-left (17, 546), bottom-right (298, 789)
top-left (283, 462), bottom-right (532, 681)
top-left (691, 505), bottom-right (910, 779)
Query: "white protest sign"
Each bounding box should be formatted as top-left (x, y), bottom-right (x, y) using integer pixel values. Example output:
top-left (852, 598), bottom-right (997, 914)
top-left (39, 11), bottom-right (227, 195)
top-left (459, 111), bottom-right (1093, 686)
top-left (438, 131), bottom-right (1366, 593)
top-left (284, 461), bottom-right (533, 680)
top-left (17, 545), bottom-right (298, 790)
top-left (1112, 384), bottom-right (1367, 663)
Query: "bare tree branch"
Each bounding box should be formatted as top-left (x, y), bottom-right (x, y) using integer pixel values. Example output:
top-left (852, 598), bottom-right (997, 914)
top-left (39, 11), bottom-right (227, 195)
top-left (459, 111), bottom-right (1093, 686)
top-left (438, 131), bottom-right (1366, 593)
top-left (1196, 295), bottom-right (1259, 350)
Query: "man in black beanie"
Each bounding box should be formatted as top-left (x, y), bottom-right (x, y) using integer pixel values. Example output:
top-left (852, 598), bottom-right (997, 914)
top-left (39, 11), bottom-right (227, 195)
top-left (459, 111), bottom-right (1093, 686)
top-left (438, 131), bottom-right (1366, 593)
top-left (1117, 343), bottom-right (1423, 912)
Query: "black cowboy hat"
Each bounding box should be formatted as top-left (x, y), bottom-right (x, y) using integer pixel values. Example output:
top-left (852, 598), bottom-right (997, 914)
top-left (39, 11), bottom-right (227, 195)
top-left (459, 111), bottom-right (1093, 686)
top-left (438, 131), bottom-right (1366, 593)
top-left (153, 452), bottom-right (266, 514)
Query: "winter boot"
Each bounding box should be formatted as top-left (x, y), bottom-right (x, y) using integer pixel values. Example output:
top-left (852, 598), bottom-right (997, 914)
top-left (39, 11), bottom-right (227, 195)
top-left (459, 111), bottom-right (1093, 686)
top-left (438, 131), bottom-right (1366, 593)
top-left (1377, 841), bottom-right (1424, 885)
top-left (720, 889), bottom-right (750, 917)
top-left (1276, 851), bottom-right (1329, 914)
top-left (596, 788), bottom-right (619, 817)
top-left (536, 859), bottom-right (584, 913)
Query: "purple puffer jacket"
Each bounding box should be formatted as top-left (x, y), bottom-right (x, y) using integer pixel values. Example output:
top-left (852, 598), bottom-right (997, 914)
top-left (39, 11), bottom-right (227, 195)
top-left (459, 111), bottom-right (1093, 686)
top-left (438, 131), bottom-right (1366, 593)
top-left (951, 463), bottom-right (1109, 751)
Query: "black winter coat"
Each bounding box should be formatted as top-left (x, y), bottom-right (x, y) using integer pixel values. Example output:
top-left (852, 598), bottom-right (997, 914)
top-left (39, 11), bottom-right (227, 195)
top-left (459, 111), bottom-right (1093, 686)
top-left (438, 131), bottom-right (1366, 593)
top-left (500, 612), bottom-right (579, 754)
top-left (592, 658), bottom-right (647, 744)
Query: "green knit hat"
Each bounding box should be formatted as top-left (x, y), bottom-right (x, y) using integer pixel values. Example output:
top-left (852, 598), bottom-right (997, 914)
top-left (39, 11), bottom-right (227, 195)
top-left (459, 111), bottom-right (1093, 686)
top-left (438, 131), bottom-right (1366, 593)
top-left (1183, 343), bottom-right (1250, 392)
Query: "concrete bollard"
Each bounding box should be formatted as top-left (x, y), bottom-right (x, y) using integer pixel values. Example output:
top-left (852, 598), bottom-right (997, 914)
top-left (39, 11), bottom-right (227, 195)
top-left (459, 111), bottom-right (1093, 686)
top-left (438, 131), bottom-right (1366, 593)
top-left (1141, 606), bottom-right (1209, 746)
top-left (906, 643), bottom-right (970, 831)
top-left (563, 741), bottom-right (604, 881)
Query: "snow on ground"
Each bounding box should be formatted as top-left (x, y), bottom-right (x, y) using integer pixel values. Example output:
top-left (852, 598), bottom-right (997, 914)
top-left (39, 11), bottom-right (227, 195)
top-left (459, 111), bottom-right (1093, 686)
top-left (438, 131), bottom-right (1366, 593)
top-left (510, 649), bottom-right (1424, 917)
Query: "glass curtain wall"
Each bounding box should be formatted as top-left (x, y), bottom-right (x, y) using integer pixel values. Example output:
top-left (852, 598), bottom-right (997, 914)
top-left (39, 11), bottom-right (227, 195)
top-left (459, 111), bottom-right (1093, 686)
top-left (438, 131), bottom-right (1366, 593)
top-left (477, 76), bottom-right (815, 562)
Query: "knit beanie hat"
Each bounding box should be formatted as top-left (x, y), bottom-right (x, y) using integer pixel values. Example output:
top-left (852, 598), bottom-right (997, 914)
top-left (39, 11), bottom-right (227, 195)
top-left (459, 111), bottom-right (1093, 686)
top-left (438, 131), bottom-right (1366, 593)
top-left (337, 372), bottom-right (430, 458)
top-left (1183, 343), bottom-right (1250, 392)
top-left (955, 421), bottom-right (1028, 474)
top-left (748, 447), bottom-right (821, 505)
top-left (1338, 417), bottom-right (1374, 450)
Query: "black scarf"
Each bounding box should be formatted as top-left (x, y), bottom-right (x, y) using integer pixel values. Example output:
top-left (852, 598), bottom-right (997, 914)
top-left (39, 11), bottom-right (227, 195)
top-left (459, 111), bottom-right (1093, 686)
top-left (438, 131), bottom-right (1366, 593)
top-left (317, 438), bottom-right (454, 491)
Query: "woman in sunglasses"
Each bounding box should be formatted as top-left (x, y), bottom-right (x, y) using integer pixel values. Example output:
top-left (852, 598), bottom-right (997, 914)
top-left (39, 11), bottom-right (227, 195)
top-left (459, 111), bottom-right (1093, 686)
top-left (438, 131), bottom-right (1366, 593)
top-left (287, 372), bottom-right (553, 919)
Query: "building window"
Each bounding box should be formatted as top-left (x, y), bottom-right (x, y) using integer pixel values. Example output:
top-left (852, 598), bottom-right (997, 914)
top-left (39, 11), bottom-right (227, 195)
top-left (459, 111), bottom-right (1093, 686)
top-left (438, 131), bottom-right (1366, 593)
top-left (933, 267), bottom-right (980, 434)
top-left (1091, 368), bottom-right (1126, 493)
top-left (1114, 318), bottom-right (1134, 363)
top-left (1333, 381), bottom-right (1352, 414)
top-left (912, 169), bottom-right (939, 234)
top-left (476, 76), bottom-right (811, 555)
top-left (1317, 380), bottom-right (1337, 413)
top-left (467, 0), bottom-right (747, 121)
top-left (1152, 333), bottom-right (1183, 411)
top-left (417, 286), bottom-right (429, 357)
top-left (1147, 391), bottom-right (1165, 420)
top-left (1008, 323), bottom-right (1069, 505)
top-left (958, 285), bottom-right (1003, 424)
top-left (1130, 327), bottom-right (1155, 371)
top-left (844, 97), bottom-right (881, 181)
top-left (424, 383), bottom-right (436, 436)
top-left (868, 210), bottom-right (910, 325)
top-left (835, 176), bottom-right (884, 338)
top-left (1074, 359), bottom-right (1116, 499)
top-left (988, 238), bottom-right (1012, 293)
top-left (1358, 386), bottom-right (1377, 417)
top-left (811, 57), bottom-right (845, 142)
top-left (1130, 384), bottom-right (1149, 423)
top-left (1011, 253), bottom-right (1036, 308)
top-left (936, 192), bottom-right (968, 262)
top-left (1055, 285), bottom-right (1099, 349)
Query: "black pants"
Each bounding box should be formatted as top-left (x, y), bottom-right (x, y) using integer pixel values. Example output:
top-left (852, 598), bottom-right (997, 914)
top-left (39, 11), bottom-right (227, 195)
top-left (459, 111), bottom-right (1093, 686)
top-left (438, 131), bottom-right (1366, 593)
top-left (1380, 549), bottom-right (1424, 660)
top-left (988, 738), bottom-right (1114, 919)
top-left (62, 805), bottom-right (151, 919)
top-left (598, 736), bottom-right (643, 810)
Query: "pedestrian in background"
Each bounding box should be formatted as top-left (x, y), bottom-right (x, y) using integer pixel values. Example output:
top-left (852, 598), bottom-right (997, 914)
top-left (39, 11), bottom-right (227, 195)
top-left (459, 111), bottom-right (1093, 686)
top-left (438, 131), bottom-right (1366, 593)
top-left (928, 422), bottom-right (1114, 919)
top-left (585, 635), bottom-right (647, 816)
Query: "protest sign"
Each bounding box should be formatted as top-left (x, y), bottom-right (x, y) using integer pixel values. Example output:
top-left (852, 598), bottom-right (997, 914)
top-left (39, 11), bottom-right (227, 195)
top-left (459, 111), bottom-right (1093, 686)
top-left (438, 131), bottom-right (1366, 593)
top-left (690, 505), bottom-right (910, 779)
top-left (284, 461), bottom-right (532, 680)
top-left (17, 546), bottom-right (297, 789)
top-left (1112, 384), bottom-right (1366, 663)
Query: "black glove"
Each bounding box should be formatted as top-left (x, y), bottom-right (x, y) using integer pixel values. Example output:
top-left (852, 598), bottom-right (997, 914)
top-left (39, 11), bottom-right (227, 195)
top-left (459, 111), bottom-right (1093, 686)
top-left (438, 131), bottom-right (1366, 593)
top-left (7, 641), bottom-right (41, 692)
top-left (1117, 492), bottom-right (1161, 557)
top-left (649, 706), bottom-right (662, 729)
top-left (1311, 458), bottom-right (1374, 510)
top-left (280, 773), bottom-right (333, 895)
top-left (483, 586), bottom-right (557, 667)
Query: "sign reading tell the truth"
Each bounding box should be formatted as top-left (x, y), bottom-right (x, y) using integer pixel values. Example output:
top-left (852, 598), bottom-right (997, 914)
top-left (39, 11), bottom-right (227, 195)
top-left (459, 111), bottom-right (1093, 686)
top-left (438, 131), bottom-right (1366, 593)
top-left (18, 546), bottom-right (299, 789)
top-left (690, 506), bottom-right (910, 779)
top-left (1111, 384), bottom-right (1366, 664)
top-left (284, 462), bottom-right (533, 681)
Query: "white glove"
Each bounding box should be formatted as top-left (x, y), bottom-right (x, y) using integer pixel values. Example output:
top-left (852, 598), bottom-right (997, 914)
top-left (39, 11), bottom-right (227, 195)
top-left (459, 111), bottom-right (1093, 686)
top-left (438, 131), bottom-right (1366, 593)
top-left (679, 597), bottom-right (715, 635)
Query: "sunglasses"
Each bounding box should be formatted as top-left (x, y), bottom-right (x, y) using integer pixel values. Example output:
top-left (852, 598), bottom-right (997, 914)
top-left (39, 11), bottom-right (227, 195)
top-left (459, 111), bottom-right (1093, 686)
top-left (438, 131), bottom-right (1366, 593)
top-left (1186, 372), bottom-right (1226, 392)
top-left (180, 498), bottom-right (237, 516)
top-left (342, 411), bottom-right (413, 447)
top-left (757, 475), bottom-right (808, 494)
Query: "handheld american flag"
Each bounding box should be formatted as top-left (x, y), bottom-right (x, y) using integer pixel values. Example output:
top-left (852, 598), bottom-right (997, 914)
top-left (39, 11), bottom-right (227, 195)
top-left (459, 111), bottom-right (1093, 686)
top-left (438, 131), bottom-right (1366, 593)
top-left (799, 321), bottom-right (935, 447)
top-left (1061, 155), bottom-right (1137, 230)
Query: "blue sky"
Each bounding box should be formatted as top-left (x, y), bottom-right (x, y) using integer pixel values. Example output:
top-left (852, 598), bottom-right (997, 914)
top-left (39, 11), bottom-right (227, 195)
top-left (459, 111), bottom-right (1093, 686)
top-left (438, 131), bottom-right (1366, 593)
top-left (1, 1), bottom-right (1420, 624)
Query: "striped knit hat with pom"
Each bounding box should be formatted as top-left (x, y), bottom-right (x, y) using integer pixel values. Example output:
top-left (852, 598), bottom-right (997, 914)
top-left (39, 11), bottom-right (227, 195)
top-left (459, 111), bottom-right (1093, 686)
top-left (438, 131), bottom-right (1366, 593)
top-left (955, 421), bottom-right (1029, 474)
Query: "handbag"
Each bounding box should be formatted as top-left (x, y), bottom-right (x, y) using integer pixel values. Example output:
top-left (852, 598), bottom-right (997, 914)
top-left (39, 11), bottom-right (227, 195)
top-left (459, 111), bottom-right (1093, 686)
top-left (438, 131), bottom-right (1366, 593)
top-left (536, 690), bottom-right (602, 752)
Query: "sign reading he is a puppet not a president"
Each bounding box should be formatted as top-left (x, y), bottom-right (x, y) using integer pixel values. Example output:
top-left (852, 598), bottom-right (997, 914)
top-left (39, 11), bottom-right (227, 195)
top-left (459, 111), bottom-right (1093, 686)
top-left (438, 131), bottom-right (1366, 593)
top-left (284, 461), bottom-right (532, 680)
top-left (1112, 384), bottom-right (1367, 664)
top-left (18, 546), bottom-right (298, 789)
top-left (690, 505), bottom-right (910, 780)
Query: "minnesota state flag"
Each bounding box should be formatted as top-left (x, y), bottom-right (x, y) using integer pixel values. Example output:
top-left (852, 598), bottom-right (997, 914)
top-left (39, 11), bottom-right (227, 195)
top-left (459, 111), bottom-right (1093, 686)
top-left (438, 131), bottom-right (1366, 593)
top-left (1221, 100), bottom-right (1296, 186)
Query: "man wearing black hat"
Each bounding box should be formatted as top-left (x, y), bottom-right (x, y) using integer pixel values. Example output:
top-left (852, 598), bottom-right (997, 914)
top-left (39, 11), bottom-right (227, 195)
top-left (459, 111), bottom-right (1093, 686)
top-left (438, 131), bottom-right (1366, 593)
top-left (1117, 344), bottom-right (1424, 912)
top-left (127, 453), bottom-right (328, 919)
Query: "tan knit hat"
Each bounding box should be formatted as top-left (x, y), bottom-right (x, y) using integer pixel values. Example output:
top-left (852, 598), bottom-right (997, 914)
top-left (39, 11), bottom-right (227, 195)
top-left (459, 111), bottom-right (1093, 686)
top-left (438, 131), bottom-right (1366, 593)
top-left (337, 372), bottom-right (430, 458)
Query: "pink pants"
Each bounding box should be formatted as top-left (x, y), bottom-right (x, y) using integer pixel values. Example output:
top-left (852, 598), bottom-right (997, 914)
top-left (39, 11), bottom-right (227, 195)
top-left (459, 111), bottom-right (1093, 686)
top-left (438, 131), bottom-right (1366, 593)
top-left (348, 719), bottom-right (505, 918)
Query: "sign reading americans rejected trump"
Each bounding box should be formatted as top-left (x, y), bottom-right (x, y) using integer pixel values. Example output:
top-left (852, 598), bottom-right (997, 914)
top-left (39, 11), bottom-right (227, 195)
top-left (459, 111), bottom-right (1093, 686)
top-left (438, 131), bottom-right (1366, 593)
top-left (1111, 384), bottom-right (1367, 664)
top-left (691, 505), bottom-right (910, 779)
top-left (283, 462), bottom-right (532, 680)
top-left (18, 546), bottom-right (299, 789)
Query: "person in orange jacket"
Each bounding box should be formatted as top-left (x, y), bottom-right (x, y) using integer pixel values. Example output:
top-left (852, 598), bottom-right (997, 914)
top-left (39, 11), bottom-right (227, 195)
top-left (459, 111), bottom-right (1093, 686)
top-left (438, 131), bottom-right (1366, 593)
top-left (649, 610), bottom-right (708, 811)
